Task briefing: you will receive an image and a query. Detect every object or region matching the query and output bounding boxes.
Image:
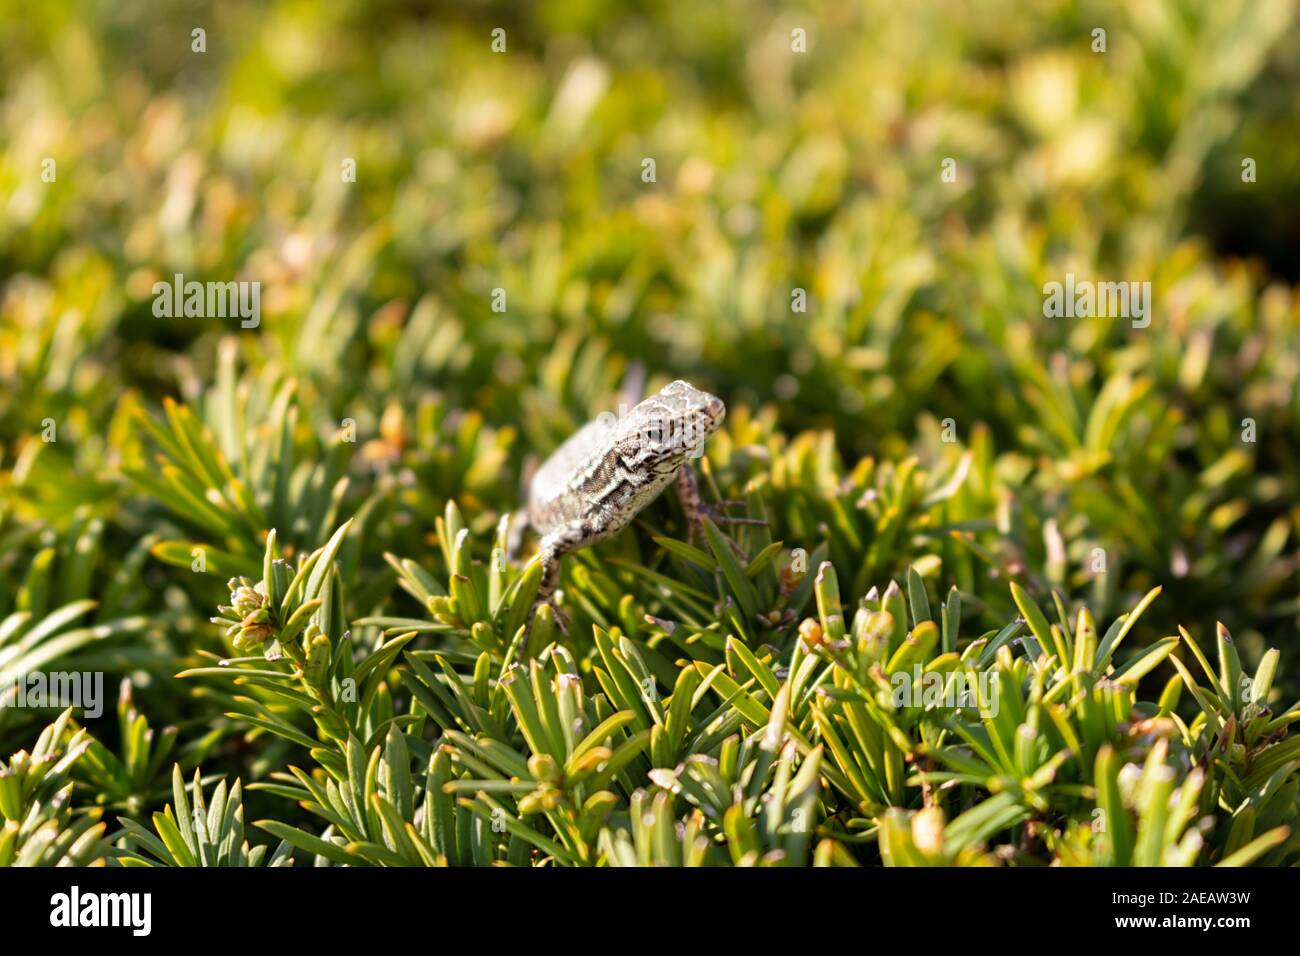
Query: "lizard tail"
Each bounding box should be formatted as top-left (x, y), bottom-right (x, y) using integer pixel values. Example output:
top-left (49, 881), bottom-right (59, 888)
top-left (502, 508), bottom-right (528, 562)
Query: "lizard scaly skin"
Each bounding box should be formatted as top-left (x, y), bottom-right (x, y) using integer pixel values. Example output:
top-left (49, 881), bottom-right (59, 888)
top-left (523, 380), bottom-right (726, 624)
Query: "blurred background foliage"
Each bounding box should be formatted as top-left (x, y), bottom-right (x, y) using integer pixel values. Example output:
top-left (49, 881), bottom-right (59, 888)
top-left (0, 0), bottom-right (1299, 862)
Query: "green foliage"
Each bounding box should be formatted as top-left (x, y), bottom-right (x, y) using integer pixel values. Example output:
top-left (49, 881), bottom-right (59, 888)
top-left (71, 679), bottom-right (181, 814)
top-left (1, 0), bottom-right (1298, 866)
top-left (112, 764), bottom-right (293, 867)
top-left (0, 710), bottom-right (111, 866)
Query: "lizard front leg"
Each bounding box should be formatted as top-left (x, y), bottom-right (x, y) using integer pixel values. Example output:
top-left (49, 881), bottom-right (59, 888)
top-left (530, 519), bottom-right (601, 633)
top-left (674, 465), bottom-right (765, 550)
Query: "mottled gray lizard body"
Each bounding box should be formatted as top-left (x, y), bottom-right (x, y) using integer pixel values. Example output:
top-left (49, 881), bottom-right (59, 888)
top-left (523, 380), bottom-right (726, 623)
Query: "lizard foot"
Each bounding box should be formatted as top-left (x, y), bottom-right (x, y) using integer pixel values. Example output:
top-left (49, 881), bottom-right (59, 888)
top-left (707, 513), bottom-right (768, 527)
top-left (527, 598), bottom-right (571, 638)
top-left (674, 468), bottom-right (766, 550)
top-left (686, 500), bottom-right (767, 554)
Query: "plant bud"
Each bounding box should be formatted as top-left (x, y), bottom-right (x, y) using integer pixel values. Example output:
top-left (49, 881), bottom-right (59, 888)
top-left (912, 806), bottom-right (946, 857)
top-left (799, 618), bottom-right (824, 647)
top-left (234, 618), bottom-right (274, 650)
top-left (528, 753), bottom-right (561, 783)
top-left (304, 631), bottom-right (331, 687)
top-left (231, 584), bottom-right (266, 617)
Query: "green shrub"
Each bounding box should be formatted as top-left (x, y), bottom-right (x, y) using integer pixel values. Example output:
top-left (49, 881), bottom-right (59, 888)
top-left (1, 0), bottom-right (1298, 866)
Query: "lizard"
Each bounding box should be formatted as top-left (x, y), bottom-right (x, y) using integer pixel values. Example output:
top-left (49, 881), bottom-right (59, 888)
top-left (512, 379), bottom-right (759, 629)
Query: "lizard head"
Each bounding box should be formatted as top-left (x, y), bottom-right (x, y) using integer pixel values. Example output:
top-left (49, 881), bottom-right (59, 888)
top-left (613, 377), bottom-right (728, 476)
top-left (615, 380), bottom-right (725, 477)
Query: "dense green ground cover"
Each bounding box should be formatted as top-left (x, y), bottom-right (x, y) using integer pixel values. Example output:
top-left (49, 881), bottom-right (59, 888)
top-left (1, 0), bottom-right (1299, 866)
